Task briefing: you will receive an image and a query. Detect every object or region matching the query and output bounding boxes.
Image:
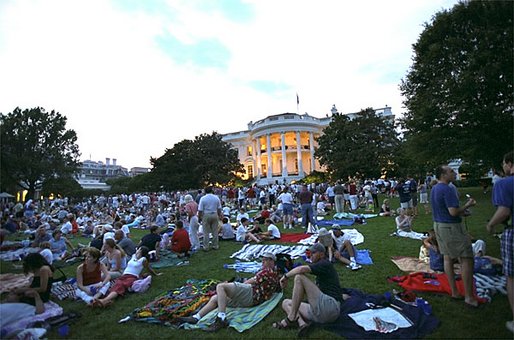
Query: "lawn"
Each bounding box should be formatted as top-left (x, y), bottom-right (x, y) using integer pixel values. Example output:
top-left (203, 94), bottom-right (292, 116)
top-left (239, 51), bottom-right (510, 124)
top-left (1, 186), bottom-right (512, 339)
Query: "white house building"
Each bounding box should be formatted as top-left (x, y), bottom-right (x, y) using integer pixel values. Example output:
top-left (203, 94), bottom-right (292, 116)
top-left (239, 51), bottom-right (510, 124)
top-left (222, 105), bottom-right (394, 185)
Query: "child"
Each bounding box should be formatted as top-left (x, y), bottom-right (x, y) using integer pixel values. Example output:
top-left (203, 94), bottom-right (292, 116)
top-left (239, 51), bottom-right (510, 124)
top-left (170, 220), bottom-right (191, 258)
top-left (235, 217), bottom-right (261, 244)
top-left (219, 217), bottom-right (235, 240)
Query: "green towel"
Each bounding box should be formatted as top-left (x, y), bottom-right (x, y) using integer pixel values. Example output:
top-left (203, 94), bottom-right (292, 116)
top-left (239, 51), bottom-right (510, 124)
top-left (184, 292), bottom-right (283, 332)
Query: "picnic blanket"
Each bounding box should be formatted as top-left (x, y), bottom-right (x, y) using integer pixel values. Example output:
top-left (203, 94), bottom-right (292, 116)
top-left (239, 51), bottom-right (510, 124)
top-left (334, 212), bottom-right (379, 220)
top-left (391, 256), bottom-right (435, 273)
top-left (394, 230), bottom-right (427, 240)
top-left (274, 232), bottom-right (310, 243)
top-left (131, 279), bottom-right (219, 326)
top-left (0, 301), bottom-right (63, 337)
top-left (298, 228), bottom-right (364, 246)
top-left (317, 219), bottom-right (355, 227)
top-left (183, 292), bottom-right (283, 332)
top-left (230, 244), bottom-right (309, 261)
top-left (388, 272), bottom-right (487, 304)
top-left (356, 250), bottom-right (373, 265)
top-left (224, 261), bottom-right (262, 274)
top-left (321, 288), bottom-right (439, 338)
top-left (0, 273), bottom-right (33, 293)
top-left (0, 247), bottom-right (38, 261)
top-left (474, 273), bottom-right (507, 302)
top-left (151, 249), bottom-right (191, 269)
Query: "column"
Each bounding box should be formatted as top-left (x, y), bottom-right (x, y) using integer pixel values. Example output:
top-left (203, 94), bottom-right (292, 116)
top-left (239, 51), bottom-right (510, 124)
top-left (266, 134), bottom-right (272, 179)
top-left (296, 131), bottom-right (303, 176)
top-left (281, 132), bottom-right (288, 177)
top-left (256, 137), bottom-right (262, 179)
top-left (251, 140), bottom-right (257, 179)
top-left (309, 132), bottom-right (315, 173)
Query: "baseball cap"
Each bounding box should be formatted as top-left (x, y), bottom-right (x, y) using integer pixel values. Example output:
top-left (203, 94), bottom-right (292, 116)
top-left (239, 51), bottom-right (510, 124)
top-left (262, 252), bottom-right (276, 261)
top-left (309, 242), bottom-right (326, 254)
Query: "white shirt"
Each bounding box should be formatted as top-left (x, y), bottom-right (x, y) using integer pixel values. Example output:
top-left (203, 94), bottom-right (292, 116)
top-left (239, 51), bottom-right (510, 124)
top-left (267, 224), bottom-right (281, 239)
top-left (236, 224), bottom-right (247, 242)
top-left (60, 221), bottom-right (72, 234)
top-left (198, 194), bottom-right (222, 214)
top-left (278, 192), bottom-right (293, 204)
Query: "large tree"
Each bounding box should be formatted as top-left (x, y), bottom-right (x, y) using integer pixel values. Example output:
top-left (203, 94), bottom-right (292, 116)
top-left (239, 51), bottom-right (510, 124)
top-left (1, 107), bottom-right (80, 199)
top-left (399, 1), bottom-right (513, 171)
top-left (150, 132), bottom-right (243, 190)
top-left (315, 108), bottom-right (399, 180)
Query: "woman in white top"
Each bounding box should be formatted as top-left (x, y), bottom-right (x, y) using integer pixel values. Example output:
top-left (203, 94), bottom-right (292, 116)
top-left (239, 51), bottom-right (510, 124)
top-left (93, 246), bottom-right (160, 307)
top-left (103, 239), bottom-right (127, 279)
top-left (395, 208), bottom-right (412, 232)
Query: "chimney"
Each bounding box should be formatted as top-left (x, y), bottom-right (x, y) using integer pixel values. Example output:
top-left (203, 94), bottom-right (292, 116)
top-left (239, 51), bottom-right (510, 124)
top-left (106, 158), bottom-right (110, 166)
top-left (113, 158), bottom-right (117, 166)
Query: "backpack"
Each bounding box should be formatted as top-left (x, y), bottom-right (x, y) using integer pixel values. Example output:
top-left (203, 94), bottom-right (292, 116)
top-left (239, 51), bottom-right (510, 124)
top-left (275, 253), bottom-right (293, 274)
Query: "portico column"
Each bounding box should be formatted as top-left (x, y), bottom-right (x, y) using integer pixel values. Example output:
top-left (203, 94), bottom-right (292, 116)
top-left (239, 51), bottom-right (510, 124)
top-left (251, 139), bottom-right (257, 179)
top-left (296, 131), bottom-right (303, 176)
top-left (256, 137), bottom-right (262, 179)
top-left (266, 134), bottom-right (272, 179)
top-left (281, 132), bottom-right (288, 177)
top-left (309, 132), bottom-right (315, 173)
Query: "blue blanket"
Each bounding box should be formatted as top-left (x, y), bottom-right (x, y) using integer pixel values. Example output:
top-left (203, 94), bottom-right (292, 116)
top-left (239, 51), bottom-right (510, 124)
top-left (356, 249), bottom-right (373, 265)
top-left (317, 219), bottom-right (355, 227)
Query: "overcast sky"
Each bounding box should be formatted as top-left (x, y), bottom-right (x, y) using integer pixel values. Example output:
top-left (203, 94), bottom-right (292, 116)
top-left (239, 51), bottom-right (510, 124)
top-left (0, 0), bottom-right (459, 169)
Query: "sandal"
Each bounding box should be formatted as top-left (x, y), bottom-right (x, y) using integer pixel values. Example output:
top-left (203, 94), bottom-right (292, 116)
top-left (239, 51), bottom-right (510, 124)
top-left (298, 322), bottom-right (313, 338)
top-left (272, 317), bottom-right (298, 329)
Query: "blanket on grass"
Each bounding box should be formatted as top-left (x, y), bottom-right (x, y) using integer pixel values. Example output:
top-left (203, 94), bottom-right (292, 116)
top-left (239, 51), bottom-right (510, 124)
top-left (0, 301), bottom-right (63, 337)
top-left (355, 249), bottom-right (373, 265)
top-left (274, 232), bottom-right (311, 243)
top-left (388, 272), bottom-right (487, 304)
top-left (394, 230), bottom-right (427, 240)
top-left (321, 289), bottom-right (439, 338)
top-left (0, 247), bottom-right (38, 261)
top-left (334, 212), bottom-right (379, 220)
top-left (183, 292), bottom-right (283, 332)
top-left (131, 279), bottom-right (218, 326)
top-left (224, 261), bottom-right (262, 274)
top-left (151, 249), bottom-right (191, 269)
top-left (231, 244), bottom-right (309, 261)
top-left (317, 219), bottom-right (355, 227)
top-left (298, 228), bottom-right (364, 246)
top-left (0, 273), bottom-right (32, 293)
top-left (391, 256), bottom-right (435, 273)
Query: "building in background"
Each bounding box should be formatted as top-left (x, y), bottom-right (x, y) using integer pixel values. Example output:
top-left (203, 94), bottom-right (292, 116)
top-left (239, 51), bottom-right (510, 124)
top-left (222, 105), bottom-right (394, 185)
top-left (76, 157), bottom-right (138, 190)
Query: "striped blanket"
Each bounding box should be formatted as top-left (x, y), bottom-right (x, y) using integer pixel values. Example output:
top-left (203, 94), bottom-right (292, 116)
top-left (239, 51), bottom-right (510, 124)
top-left (184, 292), bottom-right (283, 332)
top-left (230, 244), bottom-right (309, 261)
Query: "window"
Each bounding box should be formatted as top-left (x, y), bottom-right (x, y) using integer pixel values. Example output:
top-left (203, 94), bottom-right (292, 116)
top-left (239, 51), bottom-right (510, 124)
top-left (247, 165), bottom-right (254, 178)
top-left (247, 146), bottom-right (253, 157)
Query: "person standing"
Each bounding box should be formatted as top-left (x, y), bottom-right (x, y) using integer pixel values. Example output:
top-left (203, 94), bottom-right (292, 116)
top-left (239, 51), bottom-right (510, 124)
top-left (486, 151), bottom-right (513, 333)
top-left (198, 186), bottom-right (222, 251)
top-left (430, 165), bottom-right (478, 307)
top-left (333, 182), bottom-right (345, 214)
top-left (298, 185), bottom-right (316, 233)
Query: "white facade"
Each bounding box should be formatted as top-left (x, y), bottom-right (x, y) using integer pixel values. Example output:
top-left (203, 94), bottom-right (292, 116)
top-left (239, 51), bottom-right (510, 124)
top-left (222, 106), bottom-right (394, 185)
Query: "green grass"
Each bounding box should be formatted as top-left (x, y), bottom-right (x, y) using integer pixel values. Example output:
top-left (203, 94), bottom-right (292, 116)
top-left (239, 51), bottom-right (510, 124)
top-left (2, 187), bottom-right (512, 338)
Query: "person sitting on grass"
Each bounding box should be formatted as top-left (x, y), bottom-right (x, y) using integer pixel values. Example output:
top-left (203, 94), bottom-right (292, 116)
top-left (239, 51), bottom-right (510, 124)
top-left (395, 208), bottom-right (413, 232)
top-left (92, 246), bottom-right (161, 308)
top-left (235, 217), bottom-right (261, 244)
top-left (170, 220), bottom-right (191, 258)
top-left (103, 238), bottom-right (127, 279)
top-left (330, 226), bottom-right (362, 271)
top-left (259, 218), bottom-right (281, 240)
top-left (272, 243), bottom-right (343, 337)
top-left (379, 199), bottom-right (392, 216)
top-left (138, 225), bottom-right (161, 261)
top-left (75, 247), bottom-right (111, 305)
top-left (175, 252), bottom-right (280, 332)
top-left (219, 217), bottom-right (235, 240)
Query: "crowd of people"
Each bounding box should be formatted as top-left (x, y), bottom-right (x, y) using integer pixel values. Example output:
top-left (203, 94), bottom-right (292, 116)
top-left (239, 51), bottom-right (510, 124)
top-left (0, 152), bottom-right (513, 335)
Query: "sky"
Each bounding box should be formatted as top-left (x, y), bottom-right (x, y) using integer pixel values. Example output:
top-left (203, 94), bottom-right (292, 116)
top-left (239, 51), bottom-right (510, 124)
top-left (0, 0), bottom-right (459, 170)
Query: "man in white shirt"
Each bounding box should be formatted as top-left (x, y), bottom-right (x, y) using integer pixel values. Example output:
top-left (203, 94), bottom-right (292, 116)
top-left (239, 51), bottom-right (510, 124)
top-left (330, 226), bottom-right (361, 270)
top-left (260, 218), bottom-right (281, 240)
top-left (198, 187), bottom-right (223, 251)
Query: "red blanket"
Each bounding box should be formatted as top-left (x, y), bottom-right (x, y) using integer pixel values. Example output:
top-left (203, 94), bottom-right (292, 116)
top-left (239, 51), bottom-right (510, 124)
top-left (389, 272), bottom-right (486, 304)
top-left (275, 232), bottom-right (310, 243)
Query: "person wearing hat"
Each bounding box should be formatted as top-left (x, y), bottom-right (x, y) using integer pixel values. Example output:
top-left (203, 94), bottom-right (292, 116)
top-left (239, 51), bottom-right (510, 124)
top-left (273, 242), bottom-right (342, 337)
top-left (330, 226), bottom-right (362, 270)
top-left (176, 252), bottom-right (280, 332)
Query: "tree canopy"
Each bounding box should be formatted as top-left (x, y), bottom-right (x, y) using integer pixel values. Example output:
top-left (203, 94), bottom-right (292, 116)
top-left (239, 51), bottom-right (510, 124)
top-left (1, 107), bottom-right (80, 199)
top-left (149, 132), bottom-right (243, 190)
top-left (399, 0), bottom-right (513, 171)
top-left (315, 108), bottom-right (399, 180)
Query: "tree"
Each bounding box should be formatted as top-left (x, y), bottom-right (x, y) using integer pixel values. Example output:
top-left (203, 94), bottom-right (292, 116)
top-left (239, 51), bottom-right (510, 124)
top-left (1, 107), bottom-right (80, 200)
top-left (399, 1), bottom-right (513, 171)
top-left (315, 108), bottom-right (399, 180)
top-left (150, 132), bottom-right (243, 190)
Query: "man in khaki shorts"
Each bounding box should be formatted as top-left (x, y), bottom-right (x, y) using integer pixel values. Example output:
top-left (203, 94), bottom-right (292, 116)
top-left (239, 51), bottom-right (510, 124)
top-left (430, 165), bottom-right (478, 307)
top-left (273, 243), bottom-right (343, 337)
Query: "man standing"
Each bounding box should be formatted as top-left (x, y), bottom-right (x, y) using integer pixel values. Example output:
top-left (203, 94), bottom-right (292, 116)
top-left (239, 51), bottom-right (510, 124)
top-left (430, 165), bottom-right (477, 307)
top-left (486, 151), bottom-right (513, 333)
top-left (298, 185), bottom-right (316, 233)
top-left (273, 243), bottom-right (342, 337)
top-left (333, 181), bottom-right (345, 214)
top-left (198, 186), bottom-right (222, 251)
top-left (176, 252), bottom-right (280, 332)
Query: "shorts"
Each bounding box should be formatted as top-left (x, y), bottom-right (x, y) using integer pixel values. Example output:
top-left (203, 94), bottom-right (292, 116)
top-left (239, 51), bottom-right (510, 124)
top-left (433, 222), bottom-right (473, 259)
top-left (282, 203), bottom-right (293, 215)
top-left (110, 274), bottom-right (138, 296)
top-left (308, 292), bottom-right (340, 323)
top-left (501, 228), bottom-right (513, 277)
top-left (340, 244), bottom-right (357, 259)
top-left (419, 193), bottom-right (428, 204)
top-left (400, 200), bottom-right (413, 209)
top-left (328, 196), bottom-right (335, 204)
top-left (227, 282), bottom-right (253, 307)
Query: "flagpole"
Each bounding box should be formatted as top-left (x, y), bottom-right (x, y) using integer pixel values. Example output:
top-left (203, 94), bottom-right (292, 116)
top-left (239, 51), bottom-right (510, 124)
top-left (296, 92), bottom-right (299, 114)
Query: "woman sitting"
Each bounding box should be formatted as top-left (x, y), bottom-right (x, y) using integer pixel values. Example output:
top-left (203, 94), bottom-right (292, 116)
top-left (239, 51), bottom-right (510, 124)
top-left (395, 208), bottom-right (412, 232)
top-left (75, 247), bottom-right (111, 305)
top-left (103, 239), bottom-right (127, 279)
top-left (93, 246), bottom-right (160, 307)
top-left (379, 199), bottom-right (392, 216)
top-left (170, 220), bottom-right (191, 258)
top-left (7, 253), bottom-right (53, 306)
top-left (49, 230), bottom-right (74, 261)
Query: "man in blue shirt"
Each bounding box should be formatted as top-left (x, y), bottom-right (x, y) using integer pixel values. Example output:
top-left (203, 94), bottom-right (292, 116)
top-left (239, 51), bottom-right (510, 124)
top-left (486, 151), bottom-right (513, 333)
top-left (430, 165), bottom-right (477, 307)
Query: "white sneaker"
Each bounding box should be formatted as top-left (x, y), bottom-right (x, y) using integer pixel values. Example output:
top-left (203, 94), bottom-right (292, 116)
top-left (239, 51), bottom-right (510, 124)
top-left (506, 320), bottom-right (514, 333)
top-left (348, 262), bottom-right (362, 271)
